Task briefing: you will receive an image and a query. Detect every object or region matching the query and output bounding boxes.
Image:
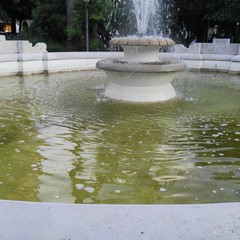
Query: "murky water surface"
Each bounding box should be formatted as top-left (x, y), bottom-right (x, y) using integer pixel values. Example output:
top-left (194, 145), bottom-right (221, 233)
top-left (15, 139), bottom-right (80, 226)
top-left (0, 71), bottom-right (239, 204)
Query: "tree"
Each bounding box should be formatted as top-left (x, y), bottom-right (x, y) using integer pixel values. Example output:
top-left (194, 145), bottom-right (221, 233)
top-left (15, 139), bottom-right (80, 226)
top-left (0, 0), bottom-right (35, 33)
top-left (67, 0), bottom-right (114, 50)
top-left (3, 0), bottom-right (238, 51)
top-left (28, 0), bottom-right (67, 51)
top-left (0, 4), bottom-right (8, 21)
top-left (174, 0), bottom-right (240, 44)
top-left (66, 0), bottom-right (75, 50)
top-left (108, 0), bottom-right (136, 36)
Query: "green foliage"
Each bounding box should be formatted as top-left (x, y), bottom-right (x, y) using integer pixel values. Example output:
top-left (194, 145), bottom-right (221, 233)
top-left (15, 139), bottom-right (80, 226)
top-left (69, 0), bottom-right (115, 50)
top-left (66, 0), bottom-right (83, 40)
top-left (0, 0), bottom-right (35, 20)
top-left (90, 38), bottom-right (102, 51)
top-left (173, 0), bottom-right (240, 43)
top-left (89, 0), bottom-right (113, 22)
top-left (212, 0), bottom-right (240, 22)
top-left (1, 0), bottom-right (240, 50)
top-left (0, 4), bottom-right (8, 21)
top-left (158, 0), bottom-right (177, 36)
top-left (28, 0), bottom-right (67, 51)
top-left (110, 0), bottom-right (136, 36)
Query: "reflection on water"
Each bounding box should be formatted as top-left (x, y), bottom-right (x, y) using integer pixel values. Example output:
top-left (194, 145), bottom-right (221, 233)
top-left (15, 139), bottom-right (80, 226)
top-left (0, 71), bottom-right (239, 204)
top-left (37, 123), bottom-right (76, 203)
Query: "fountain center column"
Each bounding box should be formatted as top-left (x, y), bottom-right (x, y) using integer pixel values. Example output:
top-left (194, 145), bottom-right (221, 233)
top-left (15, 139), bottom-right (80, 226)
top-left (123, 46), bottom-right (159, 63)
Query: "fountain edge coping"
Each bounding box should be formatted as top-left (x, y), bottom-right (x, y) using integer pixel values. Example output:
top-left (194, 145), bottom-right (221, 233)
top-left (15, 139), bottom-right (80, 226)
top-left (0, 200), bottom-right (239, 240)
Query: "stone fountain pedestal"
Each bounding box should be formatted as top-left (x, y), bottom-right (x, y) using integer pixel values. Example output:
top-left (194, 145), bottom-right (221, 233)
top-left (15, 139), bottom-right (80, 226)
top-left (97, 37), bottom-right (186, 102)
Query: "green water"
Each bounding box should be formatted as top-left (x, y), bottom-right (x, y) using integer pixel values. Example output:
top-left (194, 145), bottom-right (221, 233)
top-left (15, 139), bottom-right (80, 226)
top-left (0, 71), bottom-right (239, 204)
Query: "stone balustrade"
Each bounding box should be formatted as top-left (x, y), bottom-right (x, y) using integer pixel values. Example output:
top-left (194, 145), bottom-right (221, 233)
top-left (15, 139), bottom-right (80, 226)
top-left (0, 36), bottom-right (239, 76)
top-left (0, 35), bottom-right (47, 53)
top-left (175, 38), bottom-right (240, 55)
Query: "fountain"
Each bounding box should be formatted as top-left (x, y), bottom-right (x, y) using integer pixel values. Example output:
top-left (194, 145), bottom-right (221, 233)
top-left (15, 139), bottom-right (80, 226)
top-left (97, 37), bottom-right (186, 102)
top-left (0, 70), bottom-right (239, 239)
top-left (0, 0), bottom-right (239, 239)
top-left (96, 0), bottom-right (186, 102)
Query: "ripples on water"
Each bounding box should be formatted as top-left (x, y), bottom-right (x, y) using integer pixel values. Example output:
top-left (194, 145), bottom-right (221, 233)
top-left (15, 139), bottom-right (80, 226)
top-left (0, 71), bottom-right (239, 204)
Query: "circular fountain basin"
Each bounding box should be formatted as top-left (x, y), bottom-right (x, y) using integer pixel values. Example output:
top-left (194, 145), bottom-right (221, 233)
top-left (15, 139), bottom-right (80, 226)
top-left (97, 36), bottom-right (186, 102)
top-left (0, 70), bottom-right (239, 239)
top-left (0, 71), bottom-right (240, 204)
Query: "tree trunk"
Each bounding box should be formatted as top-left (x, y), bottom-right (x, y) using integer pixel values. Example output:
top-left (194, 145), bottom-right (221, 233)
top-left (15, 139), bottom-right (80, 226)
top-left (11, 17), bottom-right (16, 34)
top-left (66, 0), bottom-right (75, 51)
